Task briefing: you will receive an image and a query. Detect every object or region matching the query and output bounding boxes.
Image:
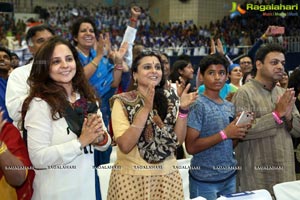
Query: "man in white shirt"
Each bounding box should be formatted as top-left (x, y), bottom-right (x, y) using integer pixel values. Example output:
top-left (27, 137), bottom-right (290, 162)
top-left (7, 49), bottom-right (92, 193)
top-left (6, 25), bottom-right (55, 126)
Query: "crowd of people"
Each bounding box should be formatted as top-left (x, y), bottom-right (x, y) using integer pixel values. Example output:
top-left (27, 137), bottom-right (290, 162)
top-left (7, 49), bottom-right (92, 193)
top-left (0, 2), bottom-right (300, 200)
top-left (2, 1), bottom-right (300, 60)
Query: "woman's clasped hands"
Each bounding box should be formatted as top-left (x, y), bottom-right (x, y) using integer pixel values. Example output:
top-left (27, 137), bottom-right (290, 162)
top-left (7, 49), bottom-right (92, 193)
top-left (79, 114), bottom-right (106, 148)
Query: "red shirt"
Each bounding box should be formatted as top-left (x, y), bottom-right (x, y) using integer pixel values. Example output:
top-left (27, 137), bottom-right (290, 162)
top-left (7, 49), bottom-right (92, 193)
top-left (0, 122), bottom-right (34, 200)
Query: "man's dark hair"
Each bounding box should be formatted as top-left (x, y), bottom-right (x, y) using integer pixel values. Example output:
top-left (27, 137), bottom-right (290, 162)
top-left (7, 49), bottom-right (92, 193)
top-left (10, 52), bottom-right (19, 59)
top-left (239, 55), bottom-right (252, 64)
top-left (0, 47), bottom-right (11, 59)
top-left (26, 25), bottom-right (55, 46)
top-left (199, 54), bottom-right (229, 75)
top-left (255, 43), bottom-right (285, 63)
top-left (177, 54), bottom-right (191, 63)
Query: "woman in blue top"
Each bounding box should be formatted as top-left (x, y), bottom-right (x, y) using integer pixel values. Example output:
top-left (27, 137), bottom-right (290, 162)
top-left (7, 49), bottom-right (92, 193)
top-left (71, 7), bottom-right (141, 131)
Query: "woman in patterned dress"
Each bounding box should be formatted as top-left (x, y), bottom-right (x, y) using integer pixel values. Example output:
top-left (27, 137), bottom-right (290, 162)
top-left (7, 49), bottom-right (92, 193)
top-left (107, 51), bottom-right (198, 200)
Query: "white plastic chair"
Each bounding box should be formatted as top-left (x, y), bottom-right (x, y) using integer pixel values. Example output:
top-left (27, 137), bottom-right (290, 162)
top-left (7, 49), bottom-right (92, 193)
top-left (97, 163), bottom-right (113, 200)
top-left (217, 189), bottom-right (272, 200)
top-left (273, 180), bottom-right (300, 200)
top-left (177, 158), bottom-right (191, 200)
top-left (190, 197), bottom-right (206, 200)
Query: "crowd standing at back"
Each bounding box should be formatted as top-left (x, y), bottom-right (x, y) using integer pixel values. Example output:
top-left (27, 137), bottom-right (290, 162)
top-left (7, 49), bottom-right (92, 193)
top-left (0, 3), bottom-right (299, 200)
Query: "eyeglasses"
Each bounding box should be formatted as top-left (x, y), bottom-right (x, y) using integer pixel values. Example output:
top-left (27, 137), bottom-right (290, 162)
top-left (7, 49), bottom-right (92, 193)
top-left (240, 61), bottom-right (252, 65)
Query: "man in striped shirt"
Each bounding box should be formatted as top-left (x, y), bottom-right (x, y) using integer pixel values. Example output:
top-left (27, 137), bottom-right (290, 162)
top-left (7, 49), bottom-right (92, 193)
top-left (232, 43), bottom-right (300, 196)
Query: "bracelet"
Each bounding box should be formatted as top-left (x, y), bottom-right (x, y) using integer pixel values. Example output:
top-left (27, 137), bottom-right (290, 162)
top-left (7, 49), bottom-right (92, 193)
top-left (91, 60), bottom-right (98, 69)
top-left (131, 124), bottom-right (144, 129)
top-left (178, 112), bottom-right (188, 118)
top-left (97, 132), bottom-right (109, 146)
top-left (179, 107), bottom-right (189, 114)
top-left (130, 18), bottom-right (137, 23)
top-left (272, 111), bottom-right (283, 124)
top-left (274, 110), bottom-right (282, 118)
top-left (115, 64), bottom-right (123, 70)
top-left (261, 34), bottom-right (268, 40)
top-left (219, 130), bottom-right (227, 140)
top-left (0, 142), bottom-right (7, 155)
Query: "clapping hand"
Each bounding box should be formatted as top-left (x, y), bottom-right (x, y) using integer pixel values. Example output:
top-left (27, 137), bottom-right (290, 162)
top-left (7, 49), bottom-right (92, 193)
top-left (79, 114), bottom-right (103, 147)
top-left (210, 38), bottom-right (224, 55)
top-left (275, 88), bottom-right (296, 121)
top-left (142, 83), bottom-right (155, 112)
top-left (179, 83), bottom-right (198, 110)
top-left (109, 42), bottom-right (129, 72)
top-left (176, 76), bottom-right (186, 97)
top-left (96, 32), bottom-right (111, 57)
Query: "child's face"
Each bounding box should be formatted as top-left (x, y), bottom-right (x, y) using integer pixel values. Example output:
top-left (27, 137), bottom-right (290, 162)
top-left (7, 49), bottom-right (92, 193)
top-left (179, 63), bottom-right (194, 81)
top-left (203, 64), bottom-right (227, 92)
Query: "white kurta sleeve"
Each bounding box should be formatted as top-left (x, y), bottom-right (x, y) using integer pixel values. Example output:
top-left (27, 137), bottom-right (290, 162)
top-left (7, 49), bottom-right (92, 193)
top-left (93, 108), bottom-right (112, 151)
top-left (6, 64), bottom-right (31, 122)
top-left (25, 98), bottom-right (82, 169)
top-left (121, 26), bottom-right (137, 67)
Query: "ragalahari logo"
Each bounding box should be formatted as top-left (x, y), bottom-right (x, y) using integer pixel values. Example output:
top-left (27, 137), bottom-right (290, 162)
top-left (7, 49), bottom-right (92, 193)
top-left (230, 2), bottom-right (246, 19)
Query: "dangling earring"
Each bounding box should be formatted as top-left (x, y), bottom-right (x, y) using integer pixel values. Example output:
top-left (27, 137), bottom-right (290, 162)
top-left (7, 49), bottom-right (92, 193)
top-left (134, 79), bottom-right (137, 86)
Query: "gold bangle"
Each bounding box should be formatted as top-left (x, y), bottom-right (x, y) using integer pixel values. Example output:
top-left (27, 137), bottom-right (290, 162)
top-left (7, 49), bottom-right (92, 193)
top-left (261, 34), bottom-right (268, 40)
top-left (91, 60), bottom-right (98, 69)
top-left (0, 142), bottom-right (7, 155)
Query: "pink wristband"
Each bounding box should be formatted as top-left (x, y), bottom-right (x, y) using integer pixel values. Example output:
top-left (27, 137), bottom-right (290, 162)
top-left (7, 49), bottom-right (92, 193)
top-left (178, 112), bottom-right (188, 118)
top-left (219, 130), bottom-right (227, 140)
top-left (272, 112), bottom-right (283, 124)
top-left (115, 64), bottom-right (123, 70)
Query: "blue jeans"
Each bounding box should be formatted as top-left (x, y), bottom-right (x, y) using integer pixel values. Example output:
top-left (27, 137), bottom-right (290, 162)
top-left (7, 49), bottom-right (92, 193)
top-left (189, 174), bottom-right (236, 200)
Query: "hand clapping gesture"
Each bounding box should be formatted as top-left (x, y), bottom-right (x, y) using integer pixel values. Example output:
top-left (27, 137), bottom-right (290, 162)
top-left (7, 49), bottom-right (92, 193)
top-left (210, 38), bottom-right (224, 55)
top-left (95, 32), bottom-right (111, 58)
top-left (142, 83), bottom-right (155, 112)
top-left (79, 114), bottom-right (104, 148)
top-left (275, 88), bottom-right (296, 121)
top-left (178, 83), bottom-right (198, 110)
top-left (109, 42), bottom-right (129, 72)
top-left (175, 76), bottom-right (186, 97)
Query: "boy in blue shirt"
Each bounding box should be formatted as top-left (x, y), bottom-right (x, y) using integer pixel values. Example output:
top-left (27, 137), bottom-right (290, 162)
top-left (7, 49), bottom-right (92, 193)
top-left (186, 54), bottom-right (251, 200)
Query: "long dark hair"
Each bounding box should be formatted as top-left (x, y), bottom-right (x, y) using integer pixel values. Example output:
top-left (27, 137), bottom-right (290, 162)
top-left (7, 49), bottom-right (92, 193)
top-left (22, 36), bottom-right (99, 121)
top-left (129, 51), bottom-right (168, 120)
top-left (169, 60), bottom-right (189, 84)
